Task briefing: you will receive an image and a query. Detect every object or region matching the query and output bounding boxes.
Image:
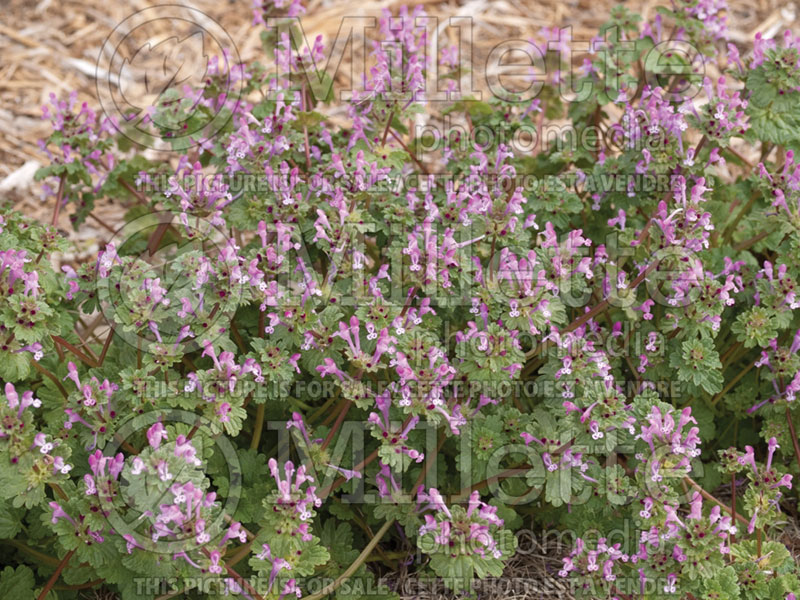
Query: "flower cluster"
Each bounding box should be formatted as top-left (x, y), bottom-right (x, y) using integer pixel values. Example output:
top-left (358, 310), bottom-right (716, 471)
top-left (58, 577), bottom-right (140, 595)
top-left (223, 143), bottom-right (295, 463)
top-left (183, 340), bottom-right (264, 434)
top-left (634, 402), bottom-right (701, 490)
top-left (720, 438), bottom-right (793, 534)
top-left (62, 361), bottom-right (118, 449)
top-left (416, 488), bottom-right (515, 590)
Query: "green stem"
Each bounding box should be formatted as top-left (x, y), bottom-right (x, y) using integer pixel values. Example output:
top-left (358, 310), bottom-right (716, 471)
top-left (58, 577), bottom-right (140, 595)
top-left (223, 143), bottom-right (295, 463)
top-left (230, 322), bottom-right (248, 354)
top-left (51, 174), bottom-right (65, 227)
top-left (364, 550), bottom-right (410, 562)
top-left (6, 541), bottom-right (60, 567)
top-left (304, 519), bottom-right (395, 600)
top-left (733, 229), bottom-right (773, 252)
top-left (30, 361), bottom-right (68, 399)
top-left (711, 360), bottom-right (755, 405)
top-left (721, 345), bottom-right (750, 372)
top-left (785, 407), bottom-right (800, 473)
top-left (719, 341), bottom-right (742, 368)
top-left (250, 403), bottom-right (265, 450)
top-left (155, 589), bottom-right (184, 600)
top-left (760, 142), bottom-right (773, 162)
top-left (308, 392), bottom-right (339, 424)
top-left (48, 482), bottom-right (68, 501)
top-left (289, 397), bottom-right (314, 411)
top-left (722, 191), bottom-right (759, 245)
top-left (381, 110), bottom-right (394, 146)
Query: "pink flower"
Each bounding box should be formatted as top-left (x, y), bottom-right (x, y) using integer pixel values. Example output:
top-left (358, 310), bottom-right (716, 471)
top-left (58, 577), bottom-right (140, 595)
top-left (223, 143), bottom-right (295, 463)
top-left (147, 422), bottom-right (168, 449)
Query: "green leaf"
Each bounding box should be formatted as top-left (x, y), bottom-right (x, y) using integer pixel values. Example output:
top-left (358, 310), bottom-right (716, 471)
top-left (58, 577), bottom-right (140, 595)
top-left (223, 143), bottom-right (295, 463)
top-left (0, 498), bottom-right (23, 537)
top-left (0, 351), bottom-right (31, 382)
top-left (699, 565), bottom-right (740, 600)
top-left (294, 540), bottom-right (331, 577)
top-left (0, 566), bottom-right (35, 600)
top-left (669, 338), bottom-right (723, 395)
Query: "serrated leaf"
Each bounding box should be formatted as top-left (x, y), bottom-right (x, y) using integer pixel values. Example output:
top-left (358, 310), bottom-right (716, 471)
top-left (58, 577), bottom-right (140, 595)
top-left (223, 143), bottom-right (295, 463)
top-left (0, 566), bottom-right (35, 600)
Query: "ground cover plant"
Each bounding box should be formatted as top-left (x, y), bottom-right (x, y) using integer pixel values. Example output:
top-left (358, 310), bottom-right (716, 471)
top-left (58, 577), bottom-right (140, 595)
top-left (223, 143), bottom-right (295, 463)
top-left (3, 0), bottom-right (800, 598)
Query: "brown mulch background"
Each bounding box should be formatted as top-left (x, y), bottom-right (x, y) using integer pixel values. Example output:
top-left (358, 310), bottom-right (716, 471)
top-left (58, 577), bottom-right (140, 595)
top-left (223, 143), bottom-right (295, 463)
top-left (1, 0), bottom-right (798, 598)
top-left (1, 0), bottom-right (794, 191)
top-left (0, 0), bottom-right (794, 251)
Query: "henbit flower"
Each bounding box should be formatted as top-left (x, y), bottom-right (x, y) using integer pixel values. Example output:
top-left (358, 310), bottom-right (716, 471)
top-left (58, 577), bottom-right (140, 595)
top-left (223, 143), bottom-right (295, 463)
top-left (267, 458), bottom-right (321, 535)
top-left (417, 487), bottom-right (451, 518)
top-left (559, 536), bottom-right (629, 582)
top-left (49, 501), bottom-right (76, 526)
top-left (285, 411), bottom-right (361, 480)
top-left (255, 543), bottom-right (293, 593)
top-left (367, 390), bottom-right (425, 463)
top-left (1, 383), bottom-right (44, 447)
top-left (316, 357), bottom-right (347, 381)
top-left (147, 422), bottom-right (168, 449)
top-left (61, 361), bottom-right (118, 449)
top-left (417, 488), bottom-right (505, 559)
top-left (375, 461), bottom-right (402, 499)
